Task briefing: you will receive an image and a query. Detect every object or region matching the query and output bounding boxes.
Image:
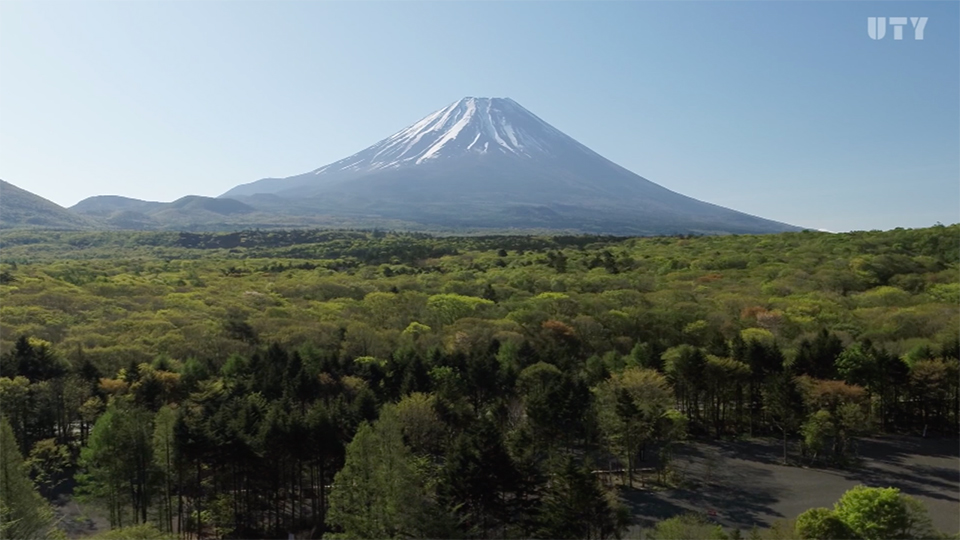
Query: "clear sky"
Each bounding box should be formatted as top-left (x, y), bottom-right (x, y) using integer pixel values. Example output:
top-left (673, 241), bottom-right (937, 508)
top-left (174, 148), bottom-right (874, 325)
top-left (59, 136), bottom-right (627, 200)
top-left (1, 1), bottom-right (957, 232)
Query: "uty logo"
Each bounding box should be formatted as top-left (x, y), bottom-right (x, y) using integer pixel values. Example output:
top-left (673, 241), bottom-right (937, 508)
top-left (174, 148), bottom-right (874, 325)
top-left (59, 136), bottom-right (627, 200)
top-left (868, 17), bottom-right (927, 40)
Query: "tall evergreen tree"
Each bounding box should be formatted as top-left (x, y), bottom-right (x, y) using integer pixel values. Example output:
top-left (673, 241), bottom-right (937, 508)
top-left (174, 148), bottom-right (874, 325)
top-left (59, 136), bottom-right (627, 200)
top-left (326, 407), bottom-right (432, 539)
top-left (794, 330), bottom-right (843, 380)
top-left (0, 416), bottom-right (54, 540)
top-left (441, 419), bottom-right (520, 538)
top-left (78, 402), bottom-right (155, 527)
top-left (763, 370), bottom-right (804, 464)
top-left (537, 457), bottom-right (624, 540)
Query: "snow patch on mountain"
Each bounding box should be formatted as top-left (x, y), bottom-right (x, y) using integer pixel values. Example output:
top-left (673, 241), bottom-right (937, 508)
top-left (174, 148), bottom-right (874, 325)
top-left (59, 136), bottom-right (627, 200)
top-left (310, 97), bottom-right (593, 175)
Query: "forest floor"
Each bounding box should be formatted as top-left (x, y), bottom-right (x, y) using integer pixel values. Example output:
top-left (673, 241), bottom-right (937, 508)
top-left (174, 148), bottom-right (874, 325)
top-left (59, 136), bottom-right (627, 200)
top-left (620, 435), bottom-right (960, 538)
top-left (52, 494), bottom-right (110, 538)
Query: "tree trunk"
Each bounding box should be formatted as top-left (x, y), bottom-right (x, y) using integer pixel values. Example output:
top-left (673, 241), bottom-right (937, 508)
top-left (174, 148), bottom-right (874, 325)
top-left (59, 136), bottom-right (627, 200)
top-left (782, 427), bottom-right (788, 465)
top-left (319, 458), bottom-right (326, 532)
top-left (178, 467), bottom-right (184, 539)
top-left (196, 459), bottom-right (203, 540)
top-left (166, 440), bottom-right (173, 533)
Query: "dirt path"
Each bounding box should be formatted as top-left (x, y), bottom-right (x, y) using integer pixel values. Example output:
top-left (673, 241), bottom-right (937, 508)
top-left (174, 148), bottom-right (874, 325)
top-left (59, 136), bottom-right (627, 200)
top-left (53, 495), bottom-right (110, 538)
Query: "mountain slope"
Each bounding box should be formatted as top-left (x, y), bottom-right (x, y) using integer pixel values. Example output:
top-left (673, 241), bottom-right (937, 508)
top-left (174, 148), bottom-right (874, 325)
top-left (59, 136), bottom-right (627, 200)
top-left (222, 97), bottom-right (800, 235)
top-left (70, 195), bottom-right (258, 230)
top-left (71, 195), bottom-right (165, 216)
top-left (0, 180), bottom-right (96, 230)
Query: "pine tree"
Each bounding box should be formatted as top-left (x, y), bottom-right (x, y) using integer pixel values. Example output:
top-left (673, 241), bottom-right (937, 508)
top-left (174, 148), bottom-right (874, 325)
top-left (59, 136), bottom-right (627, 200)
top-left (79, 402), bottom-right (156, 528)
top-left (440, 419), bottom-right (519, 537)
top-left (763, 370), bottom-right (804, 464)
top-left (326, 407), bottom-right (431, 539)
top-left (538, 457), bottom-right (623, 539)
top-left (152, 406), bottom-right (177, 534)
top-left (0, 416), bottom-right (54, 539)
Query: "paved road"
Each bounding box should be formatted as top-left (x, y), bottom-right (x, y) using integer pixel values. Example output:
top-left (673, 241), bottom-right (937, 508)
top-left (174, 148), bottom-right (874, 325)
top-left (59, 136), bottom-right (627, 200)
top-left (621, 436), bottom-right (959, 537)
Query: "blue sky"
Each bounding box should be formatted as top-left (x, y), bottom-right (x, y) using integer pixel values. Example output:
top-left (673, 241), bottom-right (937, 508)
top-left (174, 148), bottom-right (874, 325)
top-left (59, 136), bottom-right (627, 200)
top-left (1, 1), bottom-right (957, 232)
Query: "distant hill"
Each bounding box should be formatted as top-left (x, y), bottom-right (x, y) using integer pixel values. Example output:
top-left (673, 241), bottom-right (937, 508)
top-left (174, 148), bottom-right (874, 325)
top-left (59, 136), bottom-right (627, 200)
top-left (0, 180), bottom-right (96, 230)
top-left (165, 195), bottom-right (256, 215)
top-left (70, 194), bottom-right (258, 230)
top-left (70, 195), bottom-right (165, 216)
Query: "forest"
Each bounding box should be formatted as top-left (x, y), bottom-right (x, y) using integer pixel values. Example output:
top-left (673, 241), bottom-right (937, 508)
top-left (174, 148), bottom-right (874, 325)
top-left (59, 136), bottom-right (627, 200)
top-left (0, 224), bottom-right (958, 539)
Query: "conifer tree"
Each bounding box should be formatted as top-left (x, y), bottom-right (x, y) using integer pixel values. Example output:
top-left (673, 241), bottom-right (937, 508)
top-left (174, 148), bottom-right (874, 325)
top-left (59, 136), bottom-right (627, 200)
top-left (0, 416), bottom-right (54, 540)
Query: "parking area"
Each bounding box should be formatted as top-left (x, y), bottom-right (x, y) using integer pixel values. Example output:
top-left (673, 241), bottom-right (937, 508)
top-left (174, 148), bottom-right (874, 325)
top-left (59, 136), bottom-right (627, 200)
top-left (621, 436), bottom-right (960, 537)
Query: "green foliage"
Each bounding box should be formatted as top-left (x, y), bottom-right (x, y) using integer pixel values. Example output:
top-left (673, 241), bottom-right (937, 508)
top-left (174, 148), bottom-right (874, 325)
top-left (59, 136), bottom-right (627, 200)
top-left (86, 523), bottom-right (174, 540)
top-left (0, 225), bottom-right (956, 538)
top-left (426, 293), bottom-right (494, 326)
top-left (793, 485), bottom-right (937, 540)
top-left (517, 362), bottom-right (589, 445)
top-left (3, 226), bottom-right (957, 378)
top-left (649, 513), bottom-right (728, 540)
top-left (326, 407), bottom-right (433, 539)
top-left (801, 410), bottom-right (834, 460)
top-left (0, 416), bottom-right (55, 540)
top-left (78, 402), bottom-right (155, 528)
top-left (394, 392), bottom-right (445, 456)
top-left (594, 367), bottom-right (675, 486)
top-left (836, 344), bottom-right (876, 388)
top-left (763, 371), bottom-right (804, 462)
top-left (440, 418), bottom-right (521, 537)
top-left (537, 457), bottom-right (626, 539)
top-left (25, 438), bottom-right (70, 497)
top-left (795, 507), bottom-right (854, 539)
top-left (833, 485), bottom-right (934, 540)
top-left (151, 406), bottom-right (177, 534)
top-left (741, 328), bottom-right (775, 346)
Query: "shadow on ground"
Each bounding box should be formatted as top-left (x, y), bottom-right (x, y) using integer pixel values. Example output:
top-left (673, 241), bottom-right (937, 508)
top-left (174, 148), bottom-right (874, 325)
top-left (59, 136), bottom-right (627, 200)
top-left (621, 436), bottom-right (959, 537)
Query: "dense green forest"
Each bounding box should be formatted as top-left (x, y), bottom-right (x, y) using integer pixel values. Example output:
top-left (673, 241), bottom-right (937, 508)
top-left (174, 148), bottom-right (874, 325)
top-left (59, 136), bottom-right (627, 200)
top-left (0, 225), bottom-right (957, 539)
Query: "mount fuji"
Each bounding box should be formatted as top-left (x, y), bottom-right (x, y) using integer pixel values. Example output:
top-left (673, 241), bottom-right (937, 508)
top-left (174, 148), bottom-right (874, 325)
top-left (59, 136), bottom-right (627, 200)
top-left (221, 97), bottom-right (798, 234)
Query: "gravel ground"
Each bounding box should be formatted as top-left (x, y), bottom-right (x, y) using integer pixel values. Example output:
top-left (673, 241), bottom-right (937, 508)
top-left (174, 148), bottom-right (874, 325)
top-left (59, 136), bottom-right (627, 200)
top-left (620, 436), bottom-right (960, 538)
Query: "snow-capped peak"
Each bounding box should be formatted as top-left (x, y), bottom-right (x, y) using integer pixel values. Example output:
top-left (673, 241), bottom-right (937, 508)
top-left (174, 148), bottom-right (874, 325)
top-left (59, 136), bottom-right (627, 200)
top-left (312, 97), bottom-right (590, 175)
